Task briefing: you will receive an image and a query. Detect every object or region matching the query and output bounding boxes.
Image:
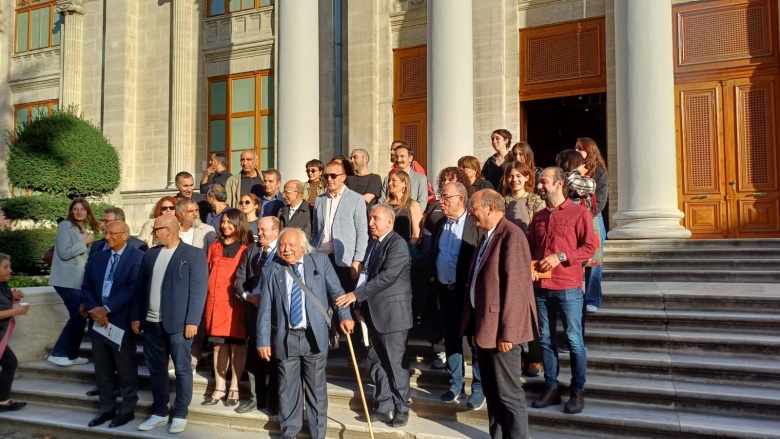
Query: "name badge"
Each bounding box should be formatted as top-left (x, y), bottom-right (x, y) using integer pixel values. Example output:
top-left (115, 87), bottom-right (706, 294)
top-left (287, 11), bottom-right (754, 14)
top-left (102, 280), bottom-right (113, 302)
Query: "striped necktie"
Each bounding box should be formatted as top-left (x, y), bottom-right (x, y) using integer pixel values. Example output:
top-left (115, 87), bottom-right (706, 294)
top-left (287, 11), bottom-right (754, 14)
top-left (289, 264), bottom-right (304, 327)
top-left (107, 253), bottom-right (120, 281)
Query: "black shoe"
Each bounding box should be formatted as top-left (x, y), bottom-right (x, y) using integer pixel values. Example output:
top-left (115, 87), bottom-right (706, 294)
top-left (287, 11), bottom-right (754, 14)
top-left (235, 399), bottom-right (257, 414)
top-left (0, 401), bottom-right (27, 412)
top-left (564, 390), bottom-right (585, 414)
top-left (109, 413), bottom-right (134, 428)
top-left (85, 387), bottom-right (99, 397)
top-left (358, 409), bottom-right (394, 423)
top-left (391, 411), bottom-right (409, 427)
top-left (88, 412), bottom-right (115, 427)
top-left (532, 386), bottom-right (562, 408)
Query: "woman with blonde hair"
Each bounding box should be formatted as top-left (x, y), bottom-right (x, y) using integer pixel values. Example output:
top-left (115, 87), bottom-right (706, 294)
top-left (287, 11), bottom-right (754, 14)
top-left (384, 170), bottom-right (423, 245)
top-left (47, 197), bottom-right (100, 366)
top-left (138, 196), bottom-right (179, 247)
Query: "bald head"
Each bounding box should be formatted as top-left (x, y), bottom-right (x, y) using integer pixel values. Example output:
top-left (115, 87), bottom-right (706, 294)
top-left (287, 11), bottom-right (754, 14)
top-left (153, 215), bottom-right (181, 248)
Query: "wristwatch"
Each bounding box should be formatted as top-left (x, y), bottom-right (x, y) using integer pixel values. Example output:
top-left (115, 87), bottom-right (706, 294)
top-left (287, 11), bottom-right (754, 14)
top-left (557, 253), bottom-right (566, 262)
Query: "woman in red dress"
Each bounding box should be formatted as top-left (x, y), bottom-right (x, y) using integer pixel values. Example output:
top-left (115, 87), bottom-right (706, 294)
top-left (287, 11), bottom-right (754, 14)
top-left (202, 209), bottom-right (251, 407)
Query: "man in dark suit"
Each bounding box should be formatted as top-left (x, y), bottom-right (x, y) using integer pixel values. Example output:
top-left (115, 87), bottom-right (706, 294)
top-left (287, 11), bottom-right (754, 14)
top-left (257, 228), bottom-right (353, 439)
top-left (461, 189), bottom-right (538, 439)
top-left (428, 182), bottom-right (484, 410)
top-left (90, 208), bottom-right (148, 255)
top-left (278, 180), bottom-right (312, 239)
top-left (131, 216), bottom-right (208, 435)
top-left (336, 205), bottom-right (413, 427)
top-left (174, 172), bottom-right (210, 223)
top-left (234, 216), bottom-right (281, 415)
top-left (81, 221), bottom-right (144, 429)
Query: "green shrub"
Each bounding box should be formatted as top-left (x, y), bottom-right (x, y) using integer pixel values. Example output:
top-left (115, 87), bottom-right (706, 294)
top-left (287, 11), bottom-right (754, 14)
top-left (6, 109), bottom-right (120, 197)
top-left (7, 275), bottom-right (49, 288)
top-left (1, 196), bottom-right (113, 224)
top-left (0, 228), bottom-right (57, 275)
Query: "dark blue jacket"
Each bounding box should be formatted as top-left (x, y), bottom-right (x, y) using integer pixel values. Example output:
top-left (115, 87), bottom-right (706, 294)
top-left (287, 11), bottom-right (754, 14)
top-left (81, 245), bottom-right (144, 332)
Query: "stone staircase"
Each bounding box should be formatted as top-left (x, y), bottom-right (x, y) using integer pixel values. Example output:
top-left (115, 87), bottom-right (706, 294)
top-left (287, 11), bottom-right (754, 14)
top-left (2, 280), bottom-right (780, 438)
top-left (602, 239), bottom-right (780, 283)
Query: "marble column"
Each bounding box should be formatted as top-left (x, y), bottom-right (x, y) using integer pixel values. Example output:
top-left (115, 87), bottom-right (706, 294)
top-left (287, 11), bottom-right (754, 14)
top-left (427, 0), bottom-right (474, 182)
top-left (56, 0), bottom-right (85, 109)
top-left (167, 0), bottom-right (198, 188)
top-left (277, 0), bottom-right (319, 183)
top-left (609, 0), bottom-right (691, 239)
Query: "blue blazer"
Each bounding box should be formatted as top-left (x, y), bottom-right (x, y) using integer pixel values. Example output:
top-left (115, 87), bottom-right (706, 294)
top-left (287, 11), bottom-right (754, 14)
top-left (81, 246), bottom-right (144, 333)
top-left (311, 187), bottom-right (368, 268)
top-left (133, 243), bottom-right (208, 334)
top-left (256, 252), bottom-right (351, 360)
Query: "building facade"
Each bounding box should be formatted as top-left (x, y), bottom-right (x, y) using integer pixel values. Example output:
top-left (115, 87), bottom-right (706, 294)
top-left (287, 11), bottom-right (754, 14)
top-left (0, 0), bottom-right (777, 239)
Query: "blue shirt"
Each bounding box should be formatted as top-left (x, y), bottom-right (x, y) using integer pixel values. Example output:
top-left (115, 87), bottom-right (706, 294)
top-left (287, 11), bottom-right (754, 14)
top-left (206, 205), bottom-right (231, 231)
top-left (101, 244), bottom-right (127, 312)
top-left (261, 192), bottom-right (285, 218)
top-left (435, 211), bottom-right (467, 285)
top-left (285, 260), bottom-right (307, 329)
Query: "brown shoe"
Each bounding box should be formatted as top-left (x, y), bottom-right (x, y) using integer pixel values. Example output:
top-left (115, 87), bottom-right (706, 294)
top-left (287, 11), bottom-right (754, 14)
top-left (531, 386), bottom-right (561, 408)
top-left (564, 390), bottom-right (584, 414)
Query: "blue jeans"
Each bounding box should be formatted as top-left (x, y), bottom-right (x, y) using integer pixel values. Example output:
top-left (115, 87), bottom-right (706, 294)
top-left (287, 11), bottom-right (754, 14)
top-left (143, 322), bottom-right (193, 419)
top-left (50, 286), bottom-right (87, 359)
top-left (584, 213), bottom-right (606, 307)
top-left (535, 287), bottom-right (587, 391)
top-left (438, 287), bottom-right (482, 398)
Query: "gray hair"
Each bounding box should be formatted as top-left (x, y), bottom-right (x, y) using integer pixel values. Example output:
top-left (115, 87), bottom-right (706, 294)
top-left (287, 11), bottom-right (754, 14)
top-left (0, 252), bottom-right (10, 263)
top-left (175, 199), bottom-right (195, 215)
top-left (207, 184), bottom-right (227, 202)
top-left (444, 181), bottom-right (469, 201)
top-left (474, 189), bottom-right (506, 212)
top-left (263, 169), bottom-right (282, 182)
top-left (212, 152), bottom-right (228, 167)
top-left (103, 207), bottom-right (126, 222)
top-left (542, 166), bottom-right (566, 183)
top-left (278, 228), bottom-right (314, 255)
top-left (370, 204), bottom-right (396, 222)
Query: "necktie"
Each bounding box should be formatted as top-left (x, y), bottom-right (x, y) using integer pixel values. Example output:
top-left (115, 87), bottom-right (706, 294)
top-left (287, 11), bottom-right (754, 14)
top-left (289, 208), bottom-right (295, 221)
top-left (261, 245), bottom-right (269, 261)
top-left (107, 253), bottom-right (120, 281)
top-left (289, 264), bottom-right (304, 327)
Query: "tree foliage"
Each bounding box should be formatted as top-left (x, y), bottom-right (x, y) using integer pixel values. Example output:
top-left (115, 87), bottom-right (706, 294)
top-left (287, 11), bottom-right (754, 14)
top-left (1, 196), bottom-right (113, 224)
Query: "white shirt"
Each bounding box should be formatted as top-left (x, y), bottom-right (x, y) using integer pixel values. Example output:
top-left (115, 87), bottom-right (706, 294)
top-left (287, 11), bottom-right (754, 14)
top-left (470, 225), bottom-right (497, 308)
top-left (289, 201), bottom-right (303, 221)
top-left (318, 185), bottom-right (346, 254)
top-left (285, 259), bottom-right (307, 329)
top-left (146, 245), bottom-right (178, 322)
top-left (179, 227), bottom-right (195, 245)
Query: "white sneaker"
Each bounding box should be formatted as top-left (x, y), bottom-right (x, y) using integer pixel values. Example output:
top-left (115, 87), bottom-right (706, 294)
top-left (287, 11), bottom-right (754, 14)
top-left (137, 414), bottom-right (168, 431)
top-left (431, 351), bottom-right (447, 369)
top-left (169, 418), bottom-right (187, 434)
top-left (71, 357), bottom-right (89, 365)
top-left (586, 305), bottom-right (598, 313)
top-left (47, 355), bottom-right (73, 366)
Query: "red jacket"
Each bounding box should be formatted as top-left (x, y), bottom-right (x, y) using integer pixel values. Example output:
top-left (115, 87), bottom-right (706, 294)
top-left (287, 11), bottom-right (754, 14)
top-left (204, 242), bottom-right (247, 338)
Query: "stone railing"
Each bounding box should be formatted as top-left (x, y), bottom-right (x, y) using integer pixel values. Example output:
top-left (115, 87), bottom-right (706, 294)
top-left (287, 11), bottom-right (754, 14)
top-left (9, 47), bottom-right (61, 84)
top-left (203, 7), bottom-right (274, 53)
top-left (8, 287), bottom-right (69, 364)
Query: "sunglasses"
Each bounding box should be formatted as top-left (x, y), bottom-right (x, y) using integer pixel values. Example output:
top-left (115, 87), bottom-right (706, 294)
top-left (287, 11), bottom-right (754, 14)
top-left (240, 200), bottom-right (254, 206)
top-left (324, 173), bottom-right (343, 180)
top-left (152, 226), bottom-right (168, 234)
top-left (306, 169), bottom-right (320, 174)
top-left (160, 206), bottom-right (175, 211)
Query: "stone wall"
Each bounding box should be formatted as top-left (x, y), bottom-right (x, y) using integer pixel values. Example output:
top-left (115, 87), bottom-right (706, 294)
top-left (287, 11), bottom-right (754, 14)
top-left (8, 287), bottom-right (70, 364)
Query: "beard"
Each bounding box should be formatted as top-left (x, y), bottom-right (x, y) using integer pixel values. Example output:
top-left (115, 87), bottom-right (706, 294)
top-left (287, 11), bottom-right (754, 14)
top-left (191, 218), bottom-right (203, 228)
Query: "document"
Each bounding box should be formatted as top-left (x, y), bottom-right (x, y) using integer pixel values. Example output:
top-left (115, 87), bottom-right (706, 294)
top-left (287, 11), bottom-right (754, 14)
top-left (92, 323), bottom-right (125, 352)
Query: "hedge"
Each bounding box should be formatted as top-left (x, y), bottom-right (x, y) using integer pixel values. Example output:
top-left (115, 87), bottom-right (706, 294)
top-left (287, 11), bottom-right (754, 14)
top-left (0, 228), bottom-right (57, 275)
top-left (6, 110), bottom-right (120, 197)
top-left (1, 196), bottom-right (114, 224)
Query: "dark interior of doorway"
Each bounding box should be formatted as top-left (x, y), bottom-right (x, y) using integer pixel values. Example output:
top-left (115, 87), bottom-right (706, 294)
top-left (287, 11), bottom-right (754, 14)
top-left (523, 92), bottom-right (609, 229)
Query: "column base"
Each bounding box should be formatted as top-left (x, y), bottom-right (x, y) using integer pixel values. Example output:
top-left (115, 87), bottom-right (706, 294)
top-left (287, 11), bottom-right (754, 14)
top-left (608, 209), bottom-right (692, 240)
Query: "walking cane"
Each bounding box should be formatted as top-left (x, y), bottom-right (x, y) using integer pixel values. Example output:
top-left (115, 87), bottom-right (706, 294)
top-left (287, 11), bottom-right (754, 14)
top-left (346, 332), bottom-right (375, 439)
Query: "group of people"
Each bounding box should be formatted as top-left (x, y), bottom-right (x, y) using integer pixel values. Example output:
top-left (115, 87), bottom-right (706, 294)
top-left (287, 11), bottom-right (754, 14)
top-left (0, 131), bottom-right (608, 439)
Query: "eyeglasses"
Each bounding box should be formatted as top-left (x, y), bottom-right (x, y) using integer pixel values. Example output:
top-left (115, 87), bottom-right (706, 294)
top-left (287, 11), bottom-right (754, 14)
top-left (440, 194), bottom-right (462, 202)
top-left (105, 231), bottom-right (127, 237)
top-left (160, 206), bottom-right (175, 212)
top-left (240, 200), bottom-right (254, 206)
top-left (306, 169), bottom-right (320, 174)
top-left (283, 190), bottom-right (300, 195)
top-left (324, 173), bottom-right (343, 180)
top-left (152, 226), bottom-right (168, 234)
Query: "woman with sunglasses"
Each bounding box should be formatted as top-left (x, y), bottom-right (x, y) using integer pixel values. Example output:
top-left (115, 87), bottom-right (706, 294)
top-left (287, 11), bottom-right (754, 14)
top-left (138, 196), bottom-right (180, 247)
top-left (302, 159), bottom-right (326, 207)
top-left (238, 193), bottom-right (261, 241)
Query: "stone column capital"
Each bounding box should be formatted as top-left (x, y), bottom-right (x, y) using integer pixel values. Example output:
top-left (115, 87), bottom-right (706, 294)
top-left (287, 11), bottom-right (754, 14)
top-left (55, 0), bottom-right (85, 16)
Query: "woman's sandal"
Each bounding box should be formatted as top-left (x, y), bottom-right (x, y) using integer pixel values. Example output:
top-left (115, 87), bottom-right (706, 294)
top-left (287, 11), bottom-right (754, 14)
top-left (225, 390), bottom-right (239, 407)
top-left (201, 389), bottom-right (226, 406)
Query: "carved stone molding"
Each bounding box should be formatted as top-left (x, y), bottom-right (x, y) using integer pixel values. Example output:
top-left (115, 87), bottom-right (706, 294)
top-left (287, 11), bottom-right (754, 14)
top-left (204, 8), bottom-right (274, 52)
top-left (55, 0), bottom-right (85, 15)
top-left (393, 0), bottom-right (426, 14)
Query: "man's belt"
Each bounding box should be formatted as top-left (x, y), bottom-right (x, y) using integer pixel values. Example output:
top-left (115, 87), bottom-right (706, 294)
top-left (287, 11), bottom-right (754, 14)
top-left (435, 280), bottom-right (457, 291)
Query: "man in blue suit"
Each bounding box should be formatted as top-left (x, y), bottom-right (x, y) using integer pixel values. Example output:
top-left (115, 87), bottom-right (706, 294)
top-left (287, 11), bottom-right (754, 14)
top-left (257, 228), bottom-right (354, 439)
top-left (81, 221), bottom-right (144, 429)
top-left (131, 216), bottom-right (208, 435)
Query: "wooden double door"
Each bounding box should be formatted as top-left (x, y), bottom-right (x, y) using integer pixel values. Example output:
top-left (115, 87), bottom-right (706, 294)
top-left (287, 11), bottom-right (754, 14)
top-left (677, 74), bottom-right (780, 238)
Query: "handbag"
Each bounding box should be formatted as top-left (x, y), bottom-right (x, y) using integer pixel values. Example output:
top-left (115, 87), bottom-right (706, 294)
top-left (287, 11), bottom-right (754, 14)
top-left (42, 245), bottom-right (55, 267)
top-left (283, 261), bottom-right (334, 329)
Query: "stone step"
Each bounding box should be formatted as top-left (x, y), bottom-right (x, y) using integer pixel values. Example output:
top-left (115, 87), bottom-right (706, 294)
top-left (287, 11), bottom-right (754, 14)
top-left (574, 328), bottom-right (780, 359)
top-left (599, 282), bottom-right (780, 313)
top-left (604, 248), bottom-right (780, 260)
top-left (585, 308), bottom-right (780, 334)
top-left (603, 269), bottom-right (780, 283)
top-left (603, 238), bottom-right (780, 251)
top-left (9, 375), bottom-right (780, 439)
top-left (604, 258), bottom-right (780, 272)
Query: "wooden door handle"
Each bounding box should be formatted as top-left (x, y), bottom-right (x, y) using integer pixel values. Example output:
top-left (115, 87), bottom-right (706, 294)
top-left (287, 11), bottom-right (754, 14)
top-left (752, 192), bottom-right (768, 198)
top-left (692, 195), bottom-right (710, 200)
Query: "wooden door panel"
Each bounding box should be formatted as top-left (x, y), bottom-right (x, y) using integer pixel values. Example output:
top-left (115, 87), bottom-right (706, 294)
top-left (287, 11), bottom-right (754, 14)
top-left (393, 111), bottom-right (427, 171)
top-left (677, 82), bottom-right (728, 237)
top-left (729, 75), bottom-right (780, 236)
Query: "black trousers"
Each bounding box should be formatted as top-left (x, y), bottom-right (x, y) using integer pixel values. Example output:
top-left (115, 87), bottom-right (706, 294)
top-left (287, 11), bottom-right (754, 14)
top-left (92, 328), bottom-right (139, 417)
top-left (0, 346), bottom-right (17, 402)
top-left (245, 302), bottom-right (278, 408)
top-left (477, 345), bottom-right (529, 439)
top-left (365, 313), bottom-right (411, 414)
